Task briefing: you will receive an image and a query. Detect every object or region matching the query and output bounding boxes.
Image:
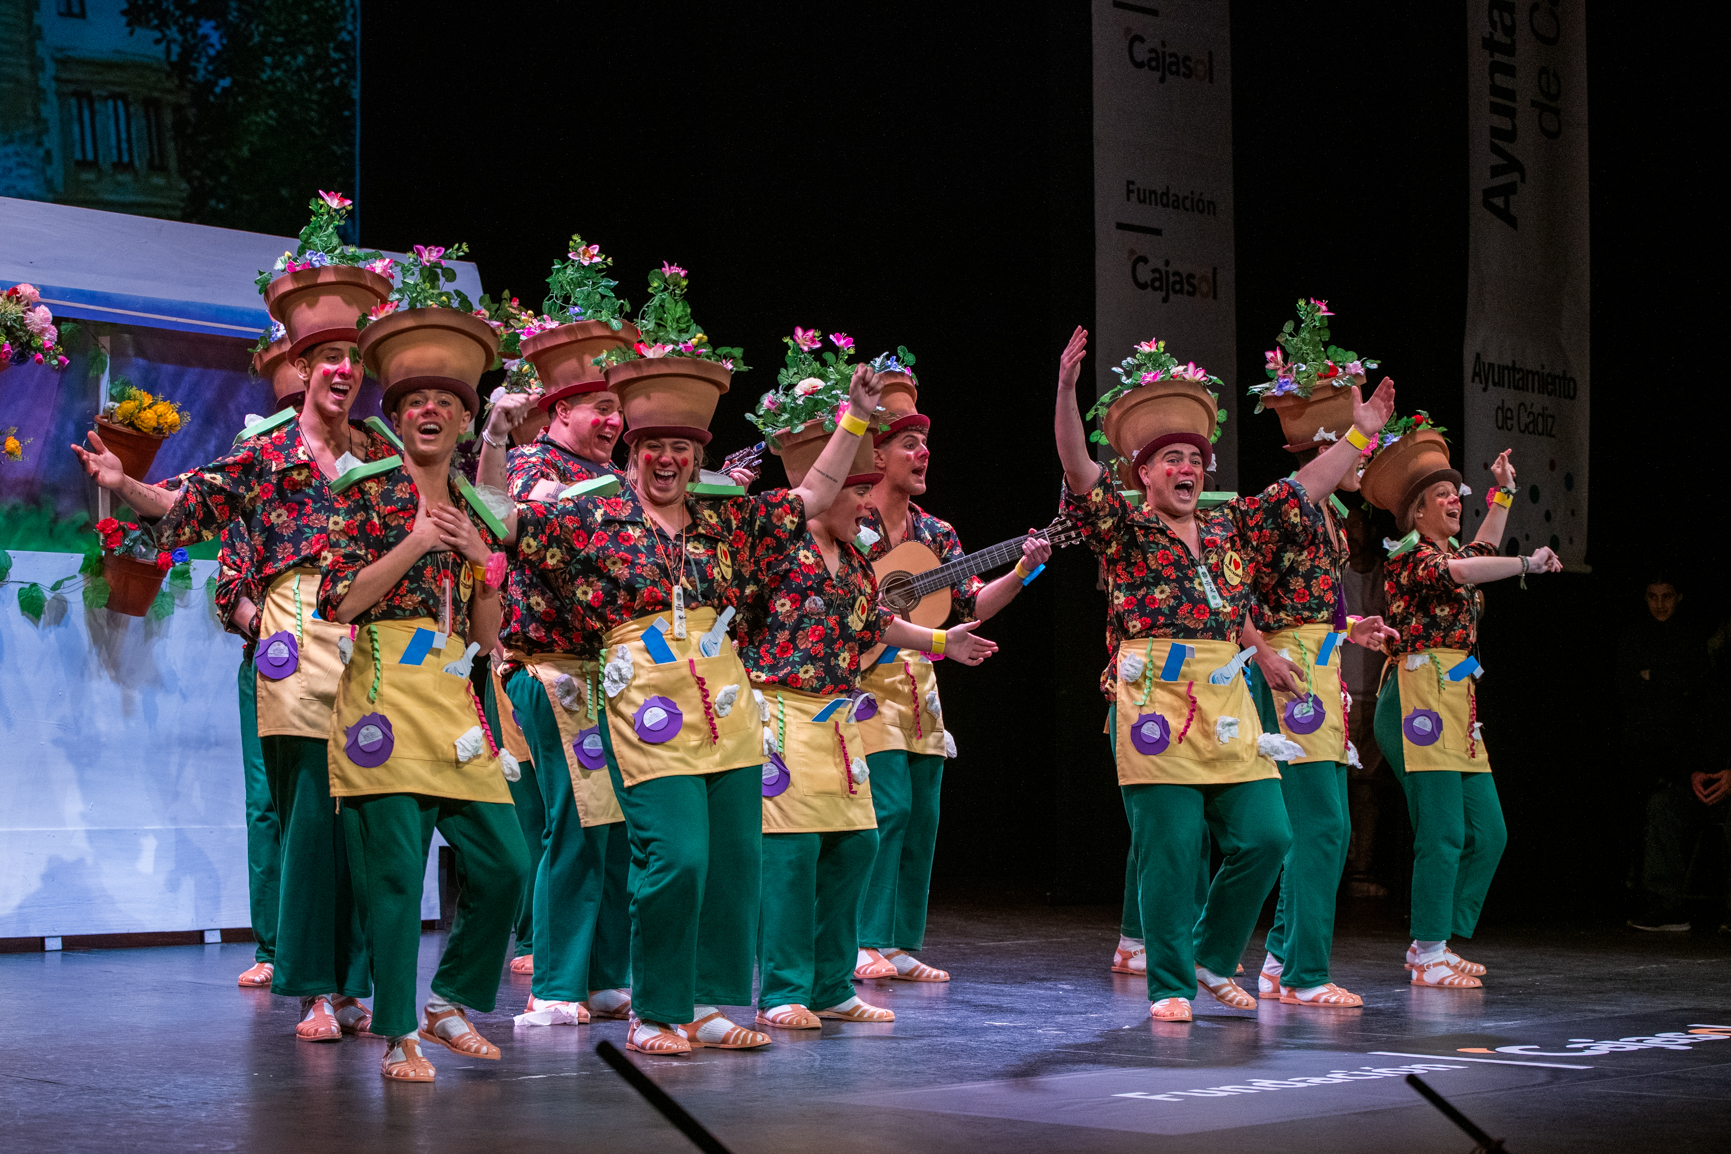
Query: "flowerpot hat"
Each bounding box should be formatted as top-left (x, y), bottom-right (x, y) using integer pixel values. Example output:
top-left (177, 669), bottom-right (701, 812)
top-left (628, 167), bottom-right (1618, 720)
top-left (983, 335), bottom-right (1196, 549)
top-left (605, 357), bottom-right (731, 445)
top-left (1253, 298), bottom-right (1377, 453)
top-left (773, 408), bottom-right (883, 488)
top-left (253, 335), bottom-right (306, 412)
top-left (358, 307), bottom-right (500, 417)
top-left (1263, 387), bottom-right (1357, 454)
top-left (264, 266), bottom-right (393, 360)
top-left (1360, 427), bottom-right (1460, 531)
top-left (871, 370), bottom-right (928, 445)
top-left (522, 320), bottom-right (642, 411)
top-left (1101, 377), bottom-right (1219, 484)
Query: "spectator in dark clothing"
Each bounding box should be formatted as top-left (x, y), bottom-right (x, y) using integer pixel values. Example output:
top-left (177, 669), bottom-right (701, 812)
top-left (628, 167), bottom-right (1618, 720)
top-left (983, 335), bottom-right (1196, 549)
top-left (1621, 579), bottom-right (1731, 931)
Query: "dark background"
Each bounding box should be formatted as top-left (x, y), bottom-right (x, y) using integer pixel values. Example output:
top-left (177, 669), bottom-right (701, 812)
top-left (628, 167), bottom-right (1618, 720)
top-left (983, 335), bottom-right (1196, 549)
top-left (356, 2), bottom-right (1722, 927)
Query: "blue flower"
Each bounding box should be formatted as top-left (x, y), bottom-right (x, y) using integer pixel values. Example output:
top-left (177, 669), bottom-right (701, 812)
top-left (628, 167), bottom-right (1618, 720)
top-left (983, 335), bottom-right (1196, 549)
top-left (307, 251), bottom-right (332, 268)
top-left (269, 321), bottom-right (286, 342)
top-left (170, 547), bottom-right (189, 565)
top-left (568, 305), bottom-right (584, 317)
top-left (1271, 376), bottom-right (1297, 395)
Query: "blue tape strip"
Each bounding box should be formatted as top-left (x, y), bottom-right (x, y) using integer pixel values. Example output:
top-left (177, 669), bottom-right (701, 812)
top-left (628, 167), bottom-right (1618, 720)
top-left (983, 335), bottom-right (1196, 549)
top-left (809, 699), bottom-right (849, 723)
top-left (398, 628), bottom-right (436, 667)
top-left (642, 618), bottom-right (679, 665)
top-left (1446, 656), bottom-right (1481, 682)
top-left (1159, 644), bottom-right (1191, 681)
top-left (876, 646), bottom-right (902, 665)
top-left (1316, 631), bottom-right (1343, 666)
top-left (1020, 563), bottom-right (1046, 587)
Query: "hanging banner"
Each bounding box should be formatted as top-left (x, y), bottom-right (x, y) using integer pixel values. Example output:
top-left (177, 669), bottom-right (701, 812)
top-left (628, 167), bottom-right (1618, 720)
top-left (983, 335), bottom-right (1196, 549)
top-left (1092, 0), bottom-right (1237, 487)
top-left (1462, 1), bottom-right (1589, 566)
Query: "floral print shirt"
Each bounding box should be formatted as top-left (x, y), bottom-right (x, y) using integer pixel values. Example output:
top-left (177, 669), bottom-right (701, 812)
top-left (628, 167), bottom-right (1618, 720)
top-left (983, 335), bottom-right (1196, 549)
top-left (859, 501), bottom-right (981, 625)
top-left (316, 465), bottom-right (502, 639)
top-left (1245, 485), bottom-right (1344, 632)
top-left (739, 528), bottom-right (891, 695)
top-left (1062, 475), bottom-right (1301, 698)
top-left (1383, 537), bottom-right (1497, 654)
top-left (154, 418), bottom-right (393, 584)
top-left (212, 521), bottom-right (260, 647)
top-left (501, 435), bottom-right (622, 655)
top-left (513, 487), bottom-right (806, 658)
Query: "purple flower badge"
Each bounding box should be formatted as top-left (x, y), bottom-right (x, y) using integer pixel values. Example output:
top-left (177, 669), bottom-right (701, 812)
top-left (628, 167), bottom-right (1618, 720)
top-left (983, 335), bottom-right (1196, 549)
top-left (1283, 694), bottom-right (1326, 736)
top-left (1130, 712), bottom-right (1171, 756)
top-left (573, 726), bottom-right (607, 771)
top-left (1402, 708), bottom-right (1443, 747)
top-left (762, 752), bottom-right (791, 798)
top-left (256, 631), bottom-right (299, 680)
top-left (345, 713), bottom-right (394, 767)
top-left (633, 696), bottom-right (684, 744)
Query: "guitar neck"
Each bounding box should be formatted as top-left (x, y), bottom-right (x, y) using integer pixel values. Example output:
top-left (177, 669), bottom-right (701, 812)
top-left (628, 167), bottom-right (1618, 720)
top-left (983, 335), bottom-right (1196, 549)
top-left (907, 533), bottom-right (1039, 598)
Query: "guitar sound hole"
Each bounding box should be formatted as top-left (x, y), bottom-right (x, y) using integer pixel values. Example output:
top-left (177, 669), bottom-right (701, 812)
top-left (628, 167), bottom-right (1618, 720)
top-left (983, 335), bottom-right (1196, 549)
top-left (878, 571), bottom-right (918, 614)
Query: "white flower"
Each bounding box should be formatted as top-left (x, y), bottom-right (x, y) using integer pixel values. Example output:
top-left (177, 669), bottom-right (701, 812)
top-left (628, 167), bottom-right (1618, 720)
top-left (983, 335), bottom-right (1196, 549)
top-left (1215, 716), bottom-right (1240, 744)
top-left (1119, 652), bottom-right (1146, 683)
top-left (793, 376), bottom-right (824, 396)
top-left (553, 673), bottom-right (582, 712)
top-left (490, 386), bottom-right (508, 404)
top-left (454, 725), bottom-right (486, 763)
top-left (500, 750), bottom-right (522, 781)
top-left (714, 684), bottom-right (740, 717)
top-left (602, 645), bottom-right (634, 698)
top-left (924, 690), bottom-right (942, 717)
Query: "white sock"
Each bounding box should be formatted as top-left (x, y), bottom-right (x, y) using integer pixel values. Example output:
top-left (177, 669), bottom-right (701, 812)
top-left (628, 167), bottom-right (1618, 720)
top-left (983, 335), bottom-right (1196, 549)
top-left (1289, 984), bottom-right (1331, 1001)
top-left (300, 994), bottom-right (332, 1018)
top-left (1196, 965), bottom-right (1233, 988)
top-left (886, 951), bottom-right (922, 975)
top-left (824, 995), bottom-right (864, 1013)
top-left (1117, 935), bottom-right (1145, 953)
top-left (687, 1005), bottom-right (737, 1043)
top-left (1262, 952), bottom-right (1283, 977)
top-left (332, 998), bottom-right (369, 1029)
top-left (588, 988), bottom-right (630, 1014)
top-left (632, 1019), bottom-right (673, 1046)
top-left (1411, 939), bottom-right (1447, 966)
top-left (424, 995), bottom-right (468, 1040)
top-left (765, 1003), bottom-right (807, 1018)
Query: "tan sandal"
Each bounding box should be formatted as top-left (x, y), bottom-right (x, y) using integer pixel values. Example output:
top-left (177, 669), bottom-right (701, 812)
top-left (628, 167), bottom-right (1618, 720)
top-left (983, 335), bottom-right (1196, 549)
top-left (854, 948), bottom-right (897, 980)
top-left (1257, 968), bottom-right (1284, 1000)
top-left (883, 949), bottom-right (949, 982)
top-left (1280, 983), bottom-right (1364, 1007)
top-left (1111, 945), bottom-right (1146, 976)
top-left (625, 1016), bottom-right (692, 1055)
top-left (818, 1000), bottom-right (894, 1023)
top-left (585, 992), bottom-right (632, 1021)
top-left (1404, 945), bottom-right (1486, 976)
top-left (381, 1036), bottom-right (436, 1083)
top-left (418, 1004), bottom-right (501, 1059)
top-left (680, 1011), bottom-right (772, 1049)
top-left (1196, 969), bottom-right (1256, 1010)
top-left (756, 1005), bottom-right (822, 1029)
top-left (1408, 959), bottom-right (1482, 988)
top-left (1150, 997), bottom-right (1192, 1022)
top-left (333, 995), bottom-right (375, 1036)
top-left (237, 961), bottom-right (274, 988)
top-left (296, 995), bottom-right (342, 1042)
top-left (509, 954), bottom-right (534, 976)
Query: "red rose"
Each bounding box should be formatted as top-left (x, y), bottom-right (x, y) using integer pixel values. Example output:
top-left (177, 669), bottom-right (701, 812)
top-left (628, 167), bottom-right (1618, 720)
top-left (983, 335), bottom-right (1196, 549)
top-left (155, 552), bottom-right (173, 571)
top-left (95, 517), bottom-right (119, 535)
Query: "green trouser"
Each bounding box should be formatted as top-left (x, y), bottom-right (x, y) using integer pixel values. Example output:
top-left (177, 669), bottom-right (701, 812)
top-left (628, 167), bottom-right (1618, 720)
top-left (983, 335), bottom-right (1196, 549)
top-left (1374, 680), bottom-right (1507, 941)
top-left (341, 792), bottom-right (531, 1040)
top-left (1112, 708), bottom-right (1209, 940)
top-left (483, 673), bottom-right (544, 957)
top-left (760, 828), bottom-right (880, 1010)
top-left (600, 710), bottom-right (761, 1025)
top-left (238, 659), bottom-right (280, 965)
top-left (1249, 666), bottom-right (1350, 988)
top-left (858, 749), bottom-right (944, 951)
top-left (260, 735), bottom-right (370, 998)
top-left (505, 668), bottom-right (631, 1001)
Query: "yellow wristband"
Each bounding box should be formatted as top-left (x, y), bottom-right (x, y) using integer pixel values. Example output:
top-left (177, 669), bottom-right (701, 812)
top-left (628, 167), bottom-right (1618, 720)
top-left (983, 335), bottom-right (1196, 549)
top-left (1492, 489), bottom-right (1513, 508)
top-left (1344, 426), bottom-right (1372, 451)
top-left (1013, 559), bottom-right (1033, 580)
top-left (929, 628), bottom-right (947, 655)
top-left (838, 410), bottom-right (869, 437)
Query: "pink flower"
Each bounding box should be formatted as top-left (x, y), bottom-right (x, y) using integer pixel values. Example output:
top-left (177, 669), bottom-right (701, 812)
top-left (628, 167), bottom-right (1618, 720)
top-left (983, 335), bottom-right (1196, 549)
top-left (829, 333), bottom-right (854, 352)
top-left (660, 261), bottom-right (687, 278)
top-left (1309, 298), bottom-right (1333, 316)
top-left (0, 342), bottom-right (11, 357)
top-left (1264, 349), bottom-right (1287, 372)
top-left (8, 283), bottom-right (40, 305)
top-left (34, 353), bottom-right (44, 364)
top-left (365, 257), bottom-right (395, 276)
top-left (24, 305), bottom-right (52, 336)
top-left (41, 324), bottom-right (57, 347)
top-left (368, 300), bottom-right (399, 320)
top-left (636, 342), bottom-right (670, 358)
top-left (1174, 361), bottom-right (1207, 381)
top-left (761, 394), bottom-right (780, 411)
top-left (1134, 338), bottom-right (1163, 353)
top-left (57, 355), bottom-right (68, 367)
top-left (318, 190), bottom-right (353, 209)
top-left (570, 244), bottom-right (602, 265)
top-left (413, 245), bottom-right (446, 265)
top-left (1138, 369), bottom-right (1165, 385)
top-left (792, 326), bottom-right (821, 351)
top-left (1345, 360), bottom-right (1364, 377)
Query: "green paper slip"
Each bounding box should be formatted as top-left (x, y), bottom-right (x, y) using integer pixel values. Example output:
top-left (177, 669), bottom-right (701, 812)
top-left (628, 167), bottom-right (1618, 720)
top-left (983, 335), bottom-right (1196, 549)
top-left (329, 455), bottom-right (401, 494)
top-left (688, 482), bottom-right (746, 497)
top-left (558, 474), bottom-right (622, 500)
top-left (1121, 490), bottom-right (1236, 509)
top-left (364, 415), bottom-right (404, 451)
top-left (233, 407), bottom-right (296, 445)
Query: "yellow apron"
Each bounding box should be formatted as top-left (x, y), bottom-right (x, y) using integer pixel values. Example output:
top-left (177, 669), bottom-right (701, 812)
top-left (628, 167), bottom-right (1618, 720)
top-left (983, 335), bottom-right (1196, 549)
top-left (1113, 637), bottom-right (1280, 787)
top-left (760, 686), bottom-right (877, 834)
top-left (601, 607), bottom-right (760, 788)
top-left (1392, 647), bottom-right (1490, 774)
top-left (514, 653), bottom-right (624, 827)
top-left (327, 617), bottom-right (514, 804)
top-left (254, 567), bottom-right (348, 739)
top-left (489, 663), bottom-right (533, 764)
top-left (855, 650), bottom-right (946, 757)
top-left (1263, 622), bottom-right (1349, 765)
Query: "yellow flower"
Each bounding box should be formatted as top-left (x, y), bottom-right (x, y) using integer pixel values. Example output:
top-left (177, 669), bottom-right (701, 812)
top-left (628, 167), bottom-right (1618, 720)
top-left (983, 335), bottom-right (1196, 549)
top-left (3, 436), bottom-right (21, 461)
top-left (134, 405), bottom-right (160, 433)
top-left (160, 408), bottom-right (182, 434)
top-left (113, 399), bottom-right (140, 426)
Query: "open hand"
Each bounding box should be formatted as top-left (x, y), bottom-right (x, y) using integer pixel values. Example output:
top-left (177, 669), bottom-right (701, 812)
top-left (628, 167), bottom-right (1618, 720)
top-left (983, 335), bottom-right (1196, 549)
top-left (1351, 376), bottom-right (1396, 436)
top-left (847, 363), bottom-right (884, 419)
top-left (1490, 449), bottom-right (1516, 489)
top-left (408, 492), bottom-right (446, 554)
top-left (1057, 326), bottom-right (1089, 394)
top-left (1254, 647), bottom-right (1305, 696)
top-left (70, 430), bottom-right (128, 489)
top-left (943, 620), bottom-right (998, 666)
top-left (1527, 546), bottom-right (1562, 573)
top-left (1348, 614), bottom-right (1398, 650)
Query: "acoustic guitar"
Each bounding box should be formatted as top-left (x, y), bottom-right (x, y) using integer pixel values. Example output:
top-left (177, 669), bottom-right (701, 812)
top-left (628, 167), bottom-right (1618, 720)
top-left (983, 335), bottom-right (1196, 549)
top-left (873, 515), bottom-right (1083, 628)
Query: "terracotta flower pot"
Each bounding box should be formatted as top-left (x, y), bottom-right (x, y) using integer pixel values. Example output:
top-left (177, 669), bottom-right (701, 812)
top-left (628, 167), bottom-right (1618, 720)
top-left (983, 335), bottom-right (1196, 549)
top-left (103, 552), bottom-right (168, 617)
top-left (770, 417), bottom-right (878, 486)
top-left (358, 307), bottom-right (500, 414)
top-left (1262, 384), bottom-right (1356, 451)
top-left (521, 320), bottom-right (641, 396)
top-left (605, 357), bottom-right (731, 440)
top-left (1360, 429), bottom-right (1457, 522)
top-left (263, 266), bottom-right (393, 353)
top-left (252, 335), bottom-right (306, 407)
top-left (93, 415), bottom-right (166, 481)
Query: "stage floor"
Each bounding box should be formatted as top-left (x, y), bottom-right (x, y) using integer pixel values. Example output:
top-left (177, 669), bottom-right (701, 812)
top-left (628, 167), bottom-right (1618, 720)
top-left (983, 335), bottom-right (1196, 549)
top-left (4, 900), bottom-right (1728, 1152)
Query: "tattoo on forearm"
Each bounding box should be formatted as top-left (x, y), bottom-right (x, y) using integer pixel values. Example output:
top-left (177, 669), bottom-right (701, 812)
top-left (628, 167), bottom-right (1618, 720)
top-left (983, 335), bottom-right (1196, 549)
top-left (813, 467), bottom-right (841, 484)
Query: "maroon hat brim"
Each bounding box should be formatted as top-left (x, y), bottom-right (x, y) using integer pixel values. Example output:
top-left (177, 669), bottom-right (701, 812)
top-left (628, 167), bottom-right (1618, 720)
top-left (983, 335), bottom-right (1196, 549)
top-left (536, 380), bottom-right (610, 412)
top-left (1131, 431), bottom-right (1213, 472)
top-left (844, 471), bottom-right (884, 487)
top-left (382, 375), bottom-right (479, 419)
top-left (873, 412), bottom-right (930, 446)
top-left (287, 327), bottom-right (360, 361)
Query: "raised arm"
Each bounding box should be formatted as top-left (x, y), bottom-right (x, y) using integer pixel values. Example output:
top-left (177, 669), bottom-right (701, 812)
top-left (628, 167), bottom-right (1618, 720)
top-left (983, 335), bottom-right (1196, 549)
top-left (1292, 378), bottom-right (1395, 501)
top-left (70, 431), bottom-right (179, 519)
top-left (789, 363), bottom-right (885, 517)
top-left (1053, 326), bottom-right (1102, 495)
top-left (1471, 449), bottom-right (1515, 548)
top-left (881, 618), bottom-right (998, 667)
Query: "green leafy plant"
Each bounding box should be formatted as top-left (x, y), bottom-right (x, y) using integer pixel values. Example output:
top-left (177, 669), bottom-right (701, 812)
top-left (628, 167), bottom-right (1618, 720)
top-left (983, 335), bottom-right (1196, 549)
top-left (1250, 298), bottom-right (1377, 410)
top-left (746, 329), bottom-right (862, 441)
top-left (355, 243), bottom-right (476, 329)
top-left (1085, 337), bottom-right (1227, 445)
top-left (596, 262), bottom-right (748, 372)
top-left (540, 234), bottom-right (631, 330)
top-left (253, 192), bottom-right (385, 294)
top-left (868, 346), bottom-right (917, 378)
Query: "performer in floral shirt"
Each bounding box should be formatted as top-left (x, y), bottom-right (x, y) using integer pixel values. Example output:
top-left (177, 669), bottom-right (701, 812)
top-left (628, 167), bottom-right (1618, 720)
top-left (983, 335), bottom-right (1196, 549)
top-left (318, 370), bottom-right (531, 1084)
top-left (1361, 424), bottom-right (1558, 989)
top-left (489, 361), bottom-right (888, 1057)
top-left (72, 337), bottom-right (383, 1043)
top-left (853, 366), bottom-right (1050, 986)
top-left (745, 387), bottom-right (996, 1033)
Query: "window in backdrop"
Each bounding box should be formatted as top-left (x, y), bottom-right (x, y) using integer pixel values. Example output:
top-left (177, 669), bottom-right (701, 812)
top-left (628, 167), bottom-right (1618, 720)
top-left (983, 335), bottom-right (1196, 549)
top-left (144, 101), bottom-right (168, 172)
top-left (71, 93), bottom-right (99, 165)
top-left (109, 96), bottom-right (135, 170)
top-left (57, 0), bottom-right (87, 17)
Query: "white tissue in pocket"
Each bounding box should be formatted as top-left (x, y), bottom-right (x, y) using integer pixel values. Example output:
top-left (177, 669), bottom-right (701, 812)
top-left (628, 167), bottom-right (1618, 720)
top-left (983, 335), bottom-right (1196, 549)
top-left (337, 635), bottom-right (353, 666)
top-left (714, 684), bottom-right (739, 717)
top-left (754, 688), bottom-right (769, 722)
top-left (553, 673), bottom-right (582, 712)
top-left (1119, 652), bottom-right (1146, 683)
top-left (455, 725), bottom-right (486, 763)
top-left (1259, 732), bottom-right (1306, 761)
top-left (442, 641), bottom-right (481, 678)
top-left (850, 758), bottom-right (870, 784)
top-left (762, 727), bottom-right (780, 757)
top-left (602, 645), bottom-right (634, 698)
top-left (943, 730), bottom-right (957, 758)
top-left (500, 750), bottom-right (522, 782)
top-left (925, 690), bottom-right (942, 717)
top-left (1215, 716), bottom-right (1240, 744)
top-left (1405, 654), bottom-right (1428, 671)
